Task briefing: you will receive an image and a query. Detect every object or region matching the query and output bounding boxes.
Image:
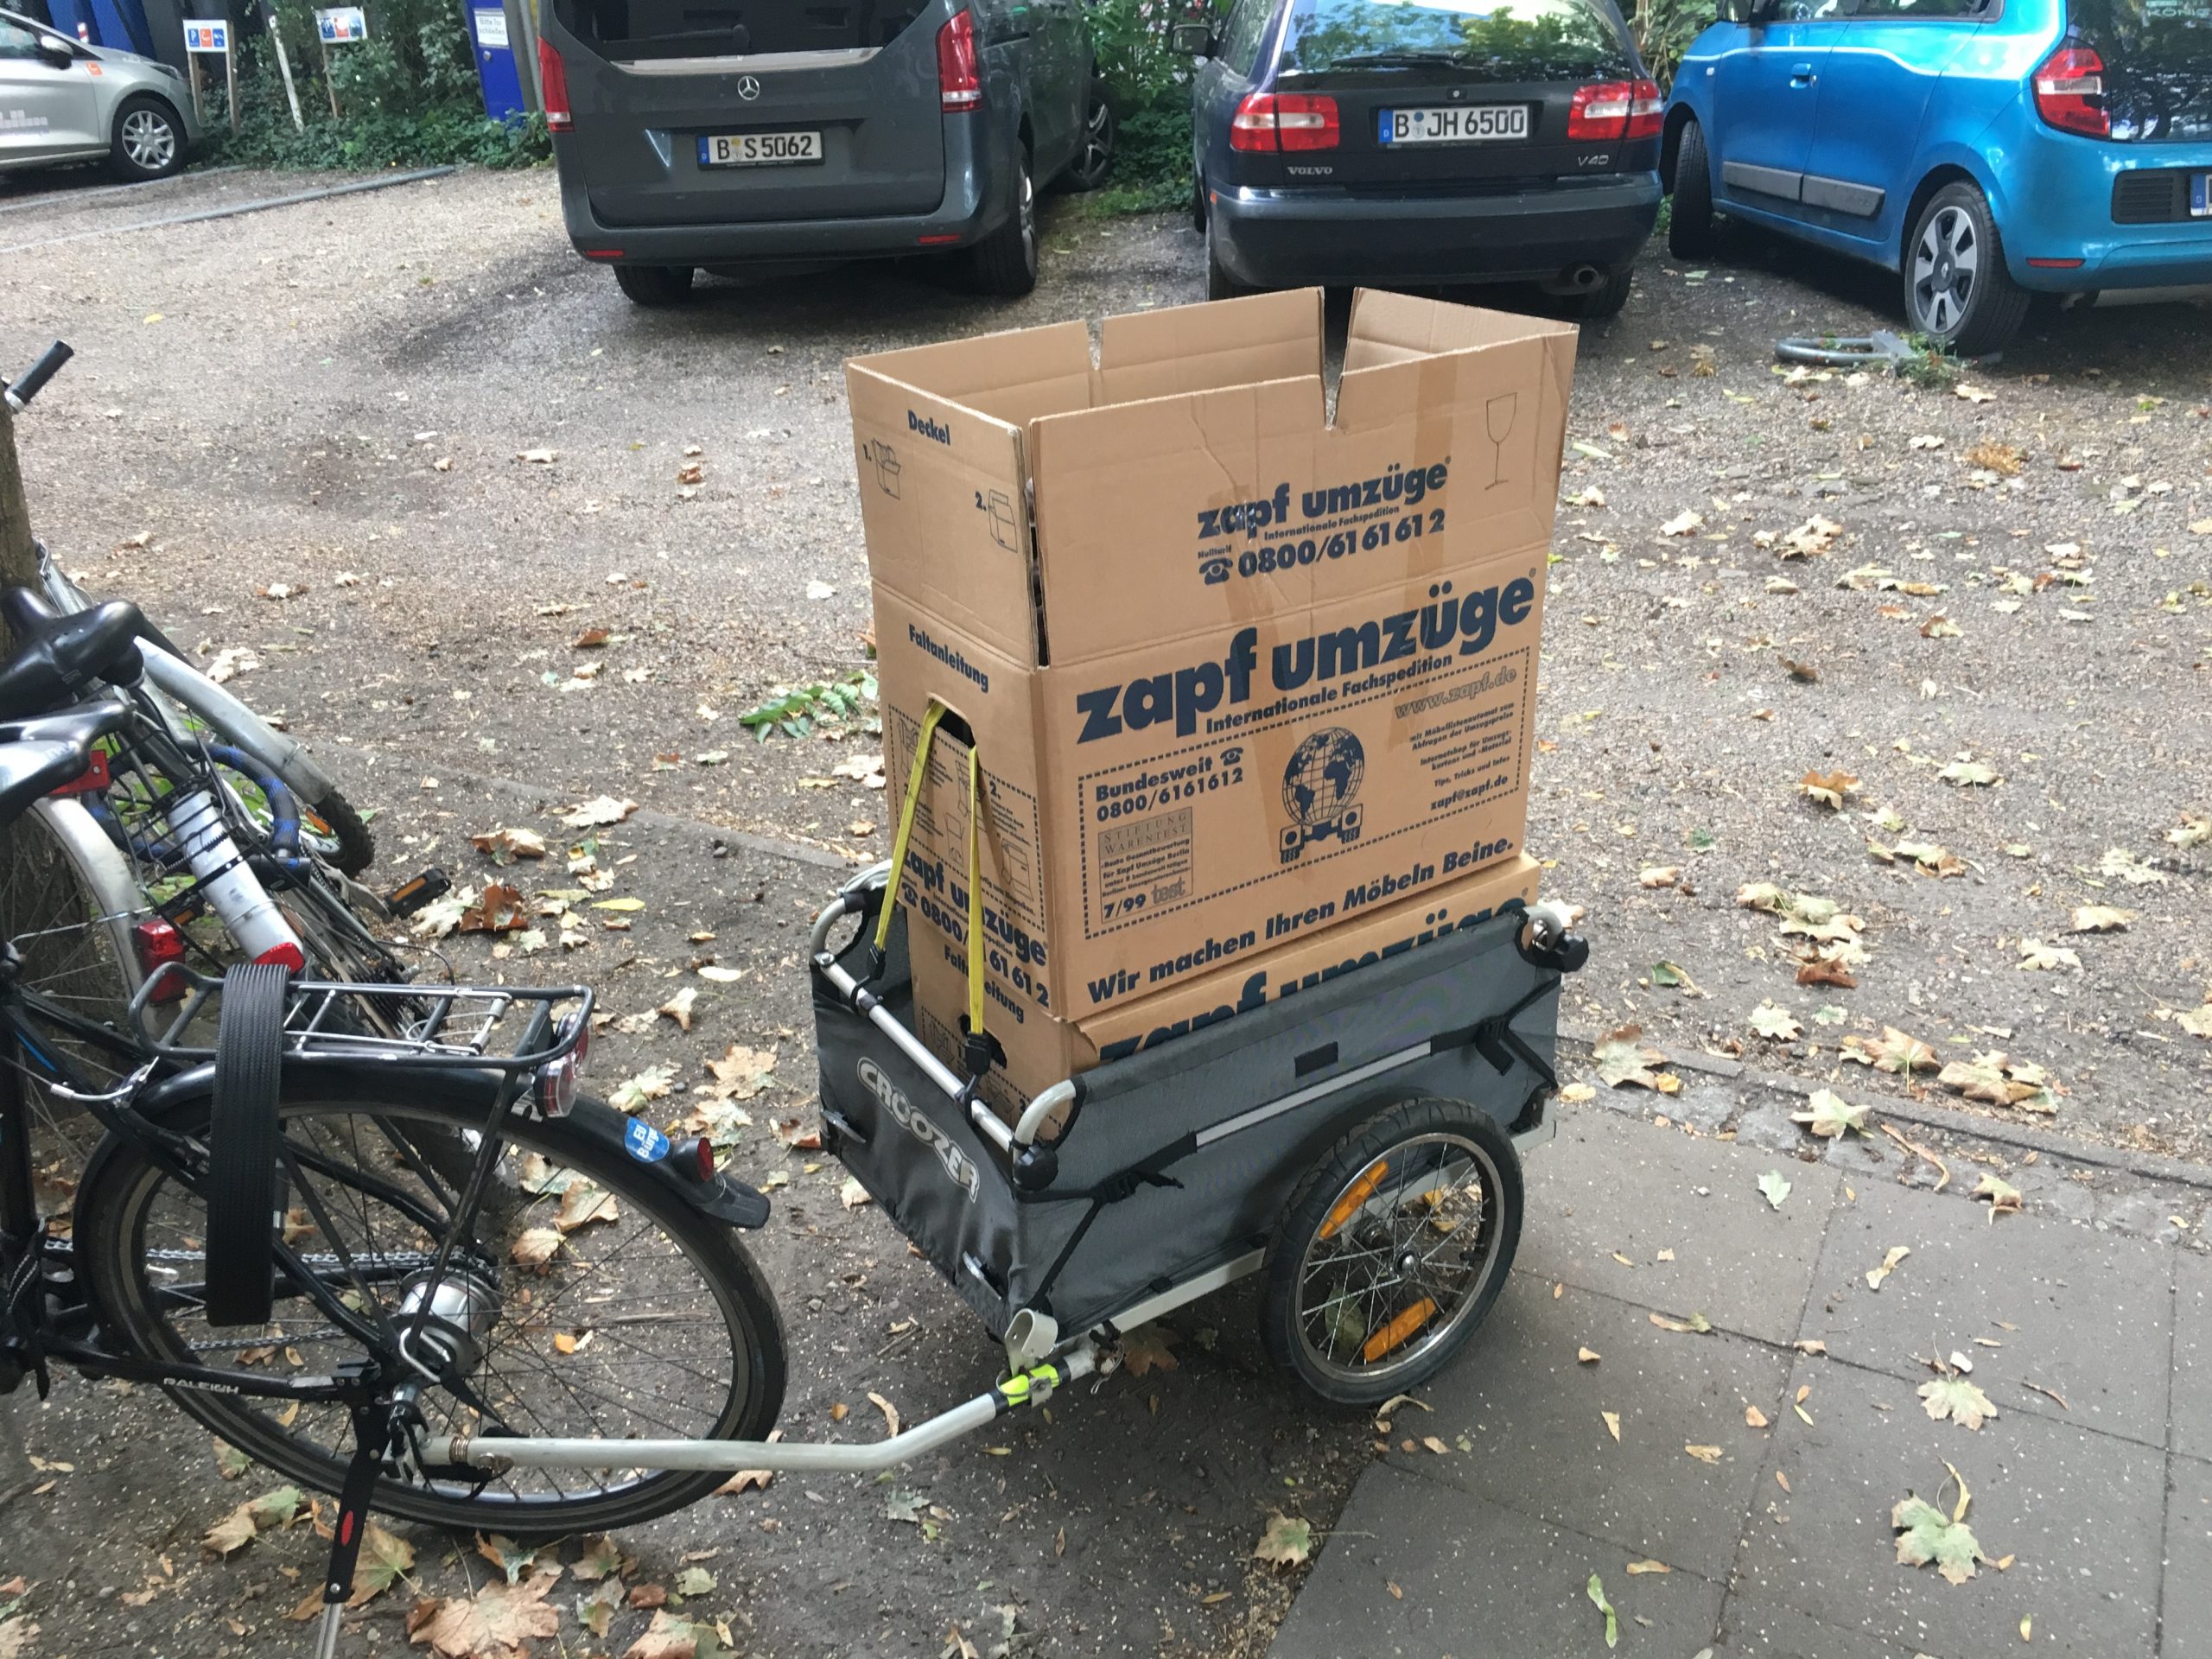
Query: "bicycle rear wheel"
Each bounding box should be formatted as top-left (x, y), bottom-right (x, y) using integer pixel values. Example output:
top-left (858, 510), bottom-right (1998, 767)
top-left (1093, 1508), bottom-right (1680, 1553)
top-left (76, 1071), bottom-right (786, 1533)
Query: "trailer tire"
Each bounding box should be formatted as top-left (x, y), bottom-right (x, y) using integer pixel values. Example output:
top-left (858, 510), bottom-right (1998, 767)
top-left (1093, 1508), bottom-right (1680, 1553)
top-left (1261, 1096), bottom-right (1522, 1407)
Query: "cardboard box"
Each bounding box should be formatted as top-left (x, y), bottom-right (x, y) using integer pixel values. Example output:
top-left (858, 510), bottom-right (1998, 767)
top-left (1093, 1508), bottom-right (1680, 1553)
top-left (911, 854), bottom-right (1543, 1119)
top-left (849, 287), bottom-right (1575, 1026)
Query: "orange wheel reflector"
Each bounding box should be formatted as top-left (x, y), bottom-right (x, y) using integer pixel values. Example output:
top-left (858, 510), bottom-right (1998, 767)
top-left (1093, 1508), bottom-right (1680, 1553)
top-left (1362, 1297), bottom-right (1438, 1363)
top-left (1319, 1158), bottom-right (1389, 1240)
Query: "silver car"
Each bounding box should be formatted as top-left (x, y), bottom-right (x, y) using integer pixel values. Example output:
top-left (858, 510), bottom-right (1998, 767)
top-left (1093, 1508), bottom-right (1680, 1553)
top-left (1, 7), bottom-right (199, 182)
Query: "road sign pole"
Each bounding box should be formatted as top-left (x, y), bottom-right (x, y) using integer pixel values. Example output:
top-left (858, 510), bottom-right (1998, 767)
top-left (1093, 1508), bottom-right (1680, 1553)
top-left (188, 48), bottom-right (202, 123)
top-left (226, 41), bottom-right (239, 135)
top-left (258, 0), bottom-right (305, 132)
top-left (320, 38), bottom-right (340, 118)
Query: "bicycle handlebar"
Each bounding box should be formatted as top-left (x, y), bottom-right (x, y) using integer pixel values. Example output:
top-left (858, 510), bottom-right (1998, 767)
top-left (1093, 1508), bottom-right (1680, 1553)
top-left (4, 340), bottom-right (73, 415)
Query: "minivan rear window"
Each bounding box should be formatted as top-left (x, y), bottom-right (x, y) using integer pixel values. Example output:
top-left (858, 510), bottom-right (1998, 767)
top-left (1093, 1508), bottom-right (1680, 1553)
top-left (1277, 0), bottom-right (1631, 79)
top-left (560, 0), bottom-right (928, 60)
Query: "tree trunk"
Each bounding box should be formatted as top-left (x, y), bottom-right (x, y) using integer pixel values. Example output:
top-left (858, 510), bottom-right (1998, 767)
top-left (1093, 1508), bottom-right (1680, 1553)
top-left (0, 401), bottom-right (35, 592)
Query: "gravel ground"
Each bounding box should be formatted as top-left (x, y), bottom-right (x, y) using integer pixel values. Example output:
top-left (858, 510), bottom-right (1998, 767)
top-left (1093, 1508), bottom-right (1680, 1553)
top-left (0, 162), bottom-right (2209, 1658)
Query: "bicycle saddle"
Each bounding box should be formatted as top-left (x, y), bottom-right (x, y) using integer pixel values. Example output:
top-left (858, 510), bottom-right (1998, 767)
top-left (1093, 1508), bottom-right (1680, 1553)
top-left (0, 587), bottom-right (145, 721)
top-left (0, 734), bottom-right (94, 834)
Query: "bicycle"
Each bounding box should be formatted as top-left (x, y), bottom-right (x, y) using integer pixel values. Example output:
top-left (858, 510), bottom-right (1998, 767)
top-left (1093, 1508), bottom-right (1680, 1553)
top-left (0, 342), bottom-right (452, 1145)
top-left (10, 340), bottom-right (378, 880)
top-left (0, 702), bottom-right (786, 1659)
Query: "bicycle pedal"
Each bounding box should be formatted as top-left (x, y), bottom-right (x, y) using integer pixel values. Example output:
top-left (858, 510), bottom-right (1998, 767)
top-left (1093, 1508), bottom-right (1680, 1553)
top-left (385, 868), bottom-right (452, 917)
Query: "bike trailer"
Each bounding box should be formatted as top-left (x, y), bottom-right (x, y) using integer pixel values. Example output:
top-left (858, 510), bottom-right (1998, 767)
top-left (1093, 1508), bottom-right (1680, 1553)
top-left (810, 863), bottom-right (1585, 1358)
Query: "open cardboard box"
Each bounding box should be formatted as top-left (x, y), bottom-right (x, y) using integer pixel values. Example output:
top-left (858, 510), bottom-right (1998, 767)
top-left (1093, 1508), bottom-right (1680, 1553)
top-left (848, 287), bottom-right (1576, 1028)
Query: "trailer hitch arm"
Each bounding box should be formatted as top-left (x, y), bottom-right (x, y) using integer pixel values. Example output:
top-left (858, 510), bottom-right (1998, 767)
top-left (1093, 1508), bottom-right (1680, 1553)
top-left (417, 1347), bottom-right (1101, 1479)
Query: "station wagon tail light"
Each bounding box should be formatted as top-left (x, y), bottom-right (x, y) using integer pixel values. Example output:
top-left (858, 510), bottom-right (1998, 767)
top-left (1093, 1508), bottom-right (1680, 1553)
top-left (1626, 78), bottom-right (1663, 140)
top-left (2034, 46), bottom-right (2108, 137)
top-left (1230, 92), bottom-right (1340, 152)
top-left (1569, 79), bottom-right (1662, 142)
top-left (938, 10), bottom-right (982, 111)
top-left (538, 38), bottom-right (571, 132)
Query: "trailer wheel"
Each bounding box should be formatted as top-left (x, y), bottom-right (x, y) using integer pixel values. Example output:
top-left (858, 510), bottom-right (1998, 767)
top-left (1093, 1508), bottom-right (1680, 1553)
top-left (1261, 1097), bottom-right (1522, 1406)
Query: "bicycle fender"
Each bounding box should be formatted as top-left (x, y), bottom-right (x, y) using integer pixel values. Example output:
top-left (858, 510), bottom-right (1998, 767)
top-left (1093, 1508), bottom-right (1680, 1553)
top-left (74, 1073), bottom-right (773, 1237)
top-left (563, 1097), bottom-right (772, 1230)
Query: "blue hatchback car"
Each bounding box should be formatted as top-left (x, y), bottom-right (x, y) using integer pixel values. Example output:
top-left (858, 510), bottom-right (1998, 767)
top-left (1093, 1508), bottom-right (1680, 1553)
top-left (1662, 0), bottom-right (2212, 353)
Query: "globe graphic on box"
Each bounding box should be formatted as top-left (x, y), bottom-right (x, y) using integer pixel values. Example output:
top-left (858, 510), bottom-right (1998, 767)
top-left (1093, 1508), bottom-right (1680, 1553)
top-left (1281, 728), bottom-right (1366, 828)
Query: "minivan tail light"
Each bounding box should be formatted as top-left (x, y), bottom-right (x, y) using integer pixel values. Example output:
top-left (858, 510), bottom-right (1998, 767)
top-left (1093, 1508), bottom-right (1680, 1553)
top-left (2034, 46), bottom-right (2108, 137)
top-left (538, 37), bottom-right (571, 132)
top-left (1569, 79), bottom-right (1659, 142)
top-left (938, 10), bottom-right (982, 111)
top-left (1229, 92), bottom-right (1340, 152)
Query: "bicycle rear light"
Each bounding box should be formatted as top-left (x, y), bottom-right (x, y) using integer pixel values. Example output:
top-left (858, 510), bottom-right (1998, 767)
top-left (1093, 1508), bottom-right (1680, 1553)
top-left (535, 1052), bottom-right (580, 1119)
top-left (133, 917), bottom-right (188, 1003)
top-left (557, 1011), bottom-right (590, 1073)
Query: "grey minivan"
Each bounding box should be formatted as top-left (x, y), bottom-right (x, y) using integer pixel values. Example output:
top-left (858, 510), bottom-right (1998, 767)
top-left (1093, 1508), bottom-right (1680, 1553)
top-left (539, 0), bottom-right (1114, 303)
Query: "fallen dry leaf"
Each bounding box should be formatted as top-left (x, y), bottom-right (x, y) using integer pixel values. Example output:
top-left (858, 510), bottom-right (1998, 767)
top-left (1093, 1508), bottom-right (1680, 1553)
top-left (1254, 1513), bottom-right (1313, 1567)
top-left (1866, 1245), bottom-right (1910, 1290)
top-left (458, 883), bottom-right (527, 934)
top-left (1799, 770), bottom-right (1860, 810)
top-left (560, 795), bottom-right (639, 829)
top-left (1973, 1176), bottom-right (2025, 1230)
top-left (406, 1570), bottom-right (561, 1658)
top-left (469, 827), bottom-right (547, 862)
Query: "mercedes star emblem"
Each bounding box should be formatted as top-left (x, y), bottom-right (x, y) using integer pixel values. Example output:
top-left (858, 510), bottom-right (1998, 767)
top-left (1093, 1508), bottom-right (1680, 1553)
top-left (736, 74), bottom-right (761, 100)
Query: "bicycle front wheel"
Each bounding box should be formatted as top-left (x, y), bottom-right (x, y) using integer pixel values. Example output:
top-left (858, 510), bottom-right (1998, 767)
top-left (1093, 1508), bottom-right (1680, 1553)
top-left (75, 1072), bottom-right (787, 1533)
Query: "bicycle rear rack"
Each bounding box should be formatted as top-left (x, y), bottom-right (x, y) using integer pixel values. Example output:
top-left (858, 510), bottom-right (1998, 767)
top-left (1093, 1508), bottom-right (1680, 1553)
top-left (126, 969), bottom-right (591, 1075)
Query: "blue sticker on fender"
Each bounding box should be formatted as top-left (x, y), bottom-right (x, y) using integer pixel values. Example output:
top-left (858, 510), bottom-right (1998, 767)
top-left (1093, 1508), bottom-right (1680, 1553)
top-left (624, 1118), bottom-right (671, 1163)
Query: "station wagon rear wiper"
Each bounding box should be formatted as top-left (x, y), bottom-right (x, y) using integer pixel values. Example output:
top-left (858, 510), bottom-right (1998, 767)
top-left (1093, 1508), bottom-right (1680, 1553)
top-left (1324, 48), bottom-right (1483, 67)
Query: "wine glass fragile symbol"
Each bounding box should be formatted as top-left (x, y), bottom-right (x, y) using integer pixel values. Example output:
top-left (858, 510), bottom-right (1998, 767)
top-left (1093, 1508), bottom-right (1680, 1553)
top-left (1484, 393), bottom-right (1516, 489)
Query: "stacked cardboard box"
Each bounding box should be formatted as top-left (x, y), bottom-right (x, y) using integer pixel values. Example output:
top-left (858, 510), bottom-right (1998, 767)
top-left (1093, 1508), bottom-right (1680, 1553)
top-left (846, 287), bottom-right (1576, 1109)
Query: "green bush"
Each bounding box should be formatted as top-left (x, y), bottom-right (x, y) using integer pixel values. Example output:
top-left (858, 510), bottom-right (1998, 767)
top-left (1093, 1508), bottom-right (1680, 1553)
top-left (1084, 0), bottom-right (1198, 213)
top-left (1630, 0), bottom-right (1719, 90)
top-left (214, 73), bottom-right (548, 168)
top-left (200, 0), bottom-right (548, 170)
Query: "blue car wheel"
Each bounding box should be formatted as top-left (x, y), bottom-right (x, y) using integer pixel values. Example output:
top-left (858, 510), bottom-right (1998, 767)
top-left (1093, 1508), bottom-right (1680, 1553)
top-left (1903, 182), bottom-right (2031, 358)
top-left (1669, 117), bottom-right (1716, 261)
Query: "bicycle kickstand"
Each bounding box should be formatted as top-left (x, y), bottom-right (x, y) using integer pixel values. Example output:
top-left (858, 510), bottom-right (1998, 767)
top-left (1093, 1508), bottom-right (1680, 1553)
top-left (313, 1402), bottom-right (395, 1659)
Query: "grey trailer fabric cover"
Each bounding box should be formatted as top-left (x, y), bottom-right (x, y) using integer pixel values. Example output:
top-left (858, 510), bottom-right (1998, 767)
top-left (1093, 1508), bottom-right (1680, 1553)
top-left (813, 889), bottom-right (1560, 1342)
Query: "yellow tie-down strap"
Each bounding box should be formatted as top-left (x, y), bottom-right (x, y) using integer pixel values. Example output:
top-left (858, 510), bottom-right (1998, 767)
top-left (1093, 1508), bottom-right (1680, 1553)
top-left (875, 698), bottom-right (986, 1059)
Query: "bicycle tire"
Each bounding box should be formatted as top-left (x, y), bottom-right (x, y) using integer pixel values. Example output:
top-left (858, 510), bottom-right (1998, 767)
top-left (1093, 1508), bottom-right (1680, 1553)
top-left (76, 1071), bottom-right (788, 1533)
top-left (301, 784), bottom-right (376, 876)
top-left (41, 559), bottom-right (376, 874)
top-left (1260, 1096), bottom-right (1522, 1407)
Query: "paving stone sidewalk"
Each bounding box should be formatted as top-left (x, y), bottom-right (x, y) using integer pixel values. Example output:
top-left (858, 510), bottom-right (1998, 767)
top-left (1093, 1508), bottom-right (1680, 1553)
top-left (1271, 1103), bottom-right (2209, 1659)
